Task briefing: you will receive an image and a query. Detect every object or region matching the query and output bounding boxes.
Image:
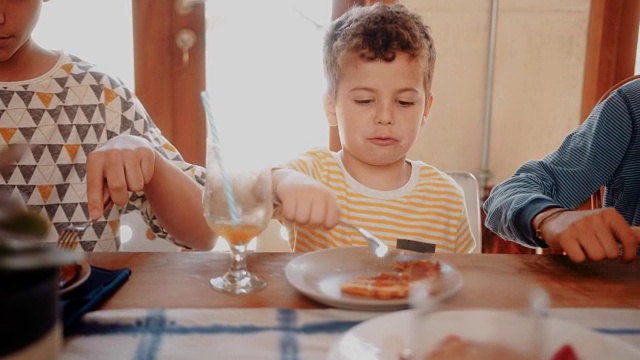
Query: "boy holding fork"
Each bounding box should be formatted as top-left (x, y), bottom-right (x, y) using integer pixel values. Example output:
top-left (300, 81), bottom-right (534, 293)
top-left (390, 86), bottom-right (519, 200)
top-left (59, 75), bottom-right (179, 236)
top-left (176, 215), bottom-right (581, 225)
top-left (0, 0), bottom-right (215, 251)
top-left (272, 3), bottom-right (476, 253)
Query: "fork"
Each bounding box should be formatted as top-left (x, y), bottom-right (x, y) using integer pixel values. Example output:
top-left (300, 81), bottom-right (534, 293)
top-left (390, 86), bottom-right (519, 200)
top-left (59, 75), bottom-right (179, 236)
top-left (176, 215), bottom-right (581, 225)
top-left (57, 228), bottom-right (80, 251)
top-left (57, 200), bottom-right (114, 251)
top-left (340, 219), bottom-right (390, 258)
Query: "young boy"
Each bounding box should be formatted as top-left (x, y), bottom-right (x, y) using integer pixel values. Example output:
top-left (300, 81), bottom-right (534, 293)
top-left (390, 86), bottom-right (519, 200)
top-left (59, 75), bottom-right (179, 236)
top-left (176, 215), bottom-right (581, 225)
top-left (272, 3), bottom-right (476, 253)
top-left (0, 0), bottom-right (215, 251)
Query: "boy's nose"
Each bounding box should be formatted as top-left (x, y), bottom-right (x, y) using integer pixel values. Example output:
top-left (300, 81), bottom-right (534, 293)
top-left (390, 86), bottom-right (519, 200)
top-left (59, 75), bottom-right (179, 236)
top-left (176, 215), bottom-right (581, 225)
top-left (375, 104), bottom-right (394, 124)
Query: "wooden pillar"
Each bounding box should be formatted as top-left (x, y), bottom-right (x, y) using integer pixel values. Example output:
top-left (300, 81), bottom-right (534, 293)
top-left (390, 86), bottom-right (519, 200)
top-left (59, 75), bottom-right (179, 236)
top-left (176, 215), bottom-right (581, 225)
top-left (581, 0), bottom-right (640, 122)
top-left (132, 0), bottom-right (207, 166)
top-left (132, 1), bottom-right (174, 139)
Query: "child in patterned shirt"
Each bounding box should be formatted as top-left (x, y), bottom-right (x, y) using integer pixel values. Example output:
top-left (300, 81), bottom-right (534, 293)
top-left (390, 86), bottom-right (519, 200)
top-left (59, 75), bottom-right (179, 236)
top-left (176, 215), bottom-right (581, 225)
top-left (0, 0), bottom-right (215, 251)
top-left (271, 3), bottom-right (476, 253)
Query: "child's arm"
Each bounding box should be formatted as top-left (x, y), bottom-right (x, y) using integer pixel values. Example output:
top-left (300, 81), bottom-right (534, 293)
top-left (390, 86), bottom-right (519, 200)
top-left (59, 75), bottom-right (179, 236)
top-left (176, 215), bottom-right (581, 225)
top-left (86, 135), bottom-right (216, 251)
top-left (272, 168), bottom-right (341, 229)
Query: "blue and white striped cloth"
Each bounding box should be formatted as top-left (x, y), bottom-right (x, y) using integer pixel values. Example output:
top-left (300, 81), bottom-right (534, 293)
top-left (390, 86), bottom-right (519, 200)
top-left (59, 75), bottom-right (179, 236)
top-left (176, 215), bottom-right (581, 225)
top-left (61, 308), bottom-right (640, 359)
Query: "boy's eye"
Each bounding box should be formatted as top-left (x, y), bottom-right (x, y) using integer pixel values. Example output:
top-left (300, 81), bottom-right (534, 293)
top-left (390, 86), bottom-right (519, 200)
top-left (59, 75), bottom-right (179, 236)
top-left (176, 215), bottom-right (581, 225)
top-left (398, 101), bottom-right (415, 107)
top-left (355, 99), bottom-right (373, 105)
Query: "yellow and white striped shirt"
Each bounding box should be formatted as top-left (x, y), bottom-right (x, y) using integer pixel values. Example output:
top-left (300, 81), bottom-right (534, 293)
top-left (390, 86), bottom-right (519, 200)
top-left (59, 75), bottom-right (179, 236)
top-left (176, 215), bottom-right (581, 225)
top-left (282, 147), bottom-right (476, 253)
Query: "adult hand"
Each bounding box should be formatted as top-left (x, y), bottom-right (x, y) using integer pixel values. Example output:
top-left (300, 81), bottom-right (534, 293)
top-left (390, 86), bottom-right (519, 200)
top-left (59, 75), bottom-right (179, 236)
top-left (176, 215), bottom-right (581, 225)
top-left (535, 208), bottom-right (638, 262)
top-left (272, 168), bottom-right (341, 229)
top-left (86, 135), bottom-right (156, 220)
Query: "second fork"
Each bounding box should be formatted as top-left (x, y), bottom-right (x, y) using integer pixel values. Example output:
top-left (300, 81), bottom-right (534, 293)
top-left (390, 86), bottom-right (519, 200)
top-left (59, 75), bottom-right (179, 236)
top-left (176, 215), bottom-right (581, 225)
top-left (57, 200), bottom-right (115, 251)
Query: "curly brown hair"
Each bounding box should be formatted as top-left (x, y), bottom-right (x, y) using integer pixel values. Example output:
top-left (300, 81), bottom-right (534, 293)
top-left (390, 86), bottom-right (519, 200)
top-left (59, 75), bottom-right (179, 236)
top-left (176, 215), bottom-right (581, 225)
top-left (323, 2), bottom-right (436, 97)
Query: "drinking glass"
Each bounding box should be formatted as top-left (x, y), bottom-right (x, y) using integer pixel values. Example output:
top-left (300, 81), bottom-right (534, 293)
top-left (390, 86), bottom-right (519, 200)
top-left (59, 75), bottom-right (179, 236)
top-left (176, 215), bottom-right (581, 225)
top-left (405, 281), bottom-right (548, 360)
top-left (203, 155), bottom-right (273, 294)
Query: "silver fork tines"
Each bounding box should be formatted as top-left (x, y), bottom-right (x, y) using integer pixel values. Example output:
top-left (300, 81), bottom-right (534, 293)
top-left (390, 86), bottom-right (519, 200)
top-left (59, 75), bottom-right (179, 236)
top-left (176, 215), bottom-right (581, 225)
top-left (57, 221), bottom-right (93, 251)
top-left (57, 226), bottom-right (81, 251)
top-left (57, 201), bottom-right (114, 251)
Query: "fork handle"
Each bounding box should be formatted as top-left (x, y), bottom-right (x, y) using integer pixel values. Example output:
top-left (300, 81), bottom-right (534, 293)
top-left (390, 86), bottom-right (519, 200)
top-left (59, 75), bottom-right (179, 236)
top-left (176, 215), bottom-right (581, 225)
top-left (92, 199), bottom-right (115, 222)
top-left (338, 219), bottom-right (358, 231)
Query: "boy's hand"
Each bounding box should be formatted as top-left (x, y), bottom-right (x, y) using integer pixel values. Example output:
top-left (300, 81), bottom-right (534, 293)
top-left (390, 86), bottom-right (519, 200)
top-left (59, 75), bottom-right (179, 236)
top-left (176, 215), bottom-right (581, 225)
top-left (535, 208), bottom-right (637, 262)
top-left (86, 135), bottom-right (156, 220)
top-left (272, 168), bottom-right (341, 229)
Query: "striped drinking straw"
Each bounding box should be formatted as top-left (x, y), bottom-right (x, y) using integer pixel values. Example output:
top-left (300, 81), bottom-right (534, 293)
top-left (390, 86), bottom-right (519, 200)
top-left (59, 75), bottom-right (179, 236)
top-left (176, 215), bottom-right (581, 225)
top-left (200, 91), bottom-right (239, 225)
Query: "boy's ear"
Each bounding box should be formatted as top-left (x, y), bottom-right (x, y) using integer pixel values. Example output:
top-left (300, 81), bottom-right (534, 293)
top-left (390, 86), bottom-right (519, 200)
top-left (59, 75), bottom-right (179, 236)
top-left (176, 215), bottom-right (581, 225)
top-left (323, 93), bottom-right (338, 127)
top-left (422, 93), bottom-right (434, 126)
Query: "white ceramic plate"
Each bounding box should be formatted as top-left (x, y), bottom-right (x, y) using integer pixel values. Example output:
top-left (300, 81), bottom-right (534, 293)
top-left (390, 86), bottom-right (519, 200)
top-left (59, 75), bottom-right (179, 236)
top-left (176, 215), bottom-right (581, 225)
top-left (59, 260), bottom-right (91, 294)
top-left (284, 247), bottom-right (462, 311)
top-left (328, 309), bottom-right (640, 360)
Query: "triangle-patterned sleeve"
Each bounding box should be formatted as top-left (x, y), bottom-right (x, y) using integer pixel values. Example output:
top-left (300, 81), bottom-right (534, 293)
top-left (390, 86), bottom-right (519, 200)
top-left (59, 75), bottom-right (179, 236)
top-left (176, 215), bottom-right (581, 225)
top-left (103, 74), bottom-right (206, 245)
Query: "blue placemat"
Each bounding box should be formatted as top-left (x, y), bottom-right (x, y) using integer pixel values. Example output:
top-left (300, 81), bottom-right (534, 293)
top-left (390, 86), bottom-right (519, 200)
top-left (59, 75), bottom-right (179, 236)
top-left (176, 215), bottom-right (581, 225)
top-left (60, 266), bottom-right (131, 332)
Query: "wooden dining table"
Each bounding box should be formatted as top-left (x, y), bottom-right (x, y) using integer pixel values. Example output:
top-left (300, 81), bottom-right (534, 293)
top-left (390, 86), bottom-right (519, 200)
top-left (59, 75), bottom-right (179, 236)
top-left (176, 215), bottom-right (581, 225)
top-left (57, 252), bottom-right (640, 359)
top-left (87, 252), bottom-right (639, 310)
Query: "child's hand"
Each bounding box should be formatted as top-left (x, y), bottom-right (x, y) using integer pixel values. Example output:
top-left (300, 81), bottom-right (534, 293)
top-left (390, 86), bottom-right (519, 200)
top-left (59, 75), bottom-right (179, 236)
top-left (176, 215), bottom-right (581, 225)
top-left (272, 169), bottom-right (341, 229)
top-left (86, 135), bottom-right (157, 220)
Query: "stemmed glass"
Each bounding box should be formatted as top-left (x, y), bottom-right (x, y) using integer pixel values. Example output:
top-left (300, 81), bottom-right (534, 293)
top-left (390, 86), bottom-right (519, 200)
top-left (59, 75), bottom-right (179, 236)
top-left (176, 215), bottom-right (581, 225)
top-left (405, 280), bottom-right (548, 360)
top-left (203, 148), bottom-right (273, 294)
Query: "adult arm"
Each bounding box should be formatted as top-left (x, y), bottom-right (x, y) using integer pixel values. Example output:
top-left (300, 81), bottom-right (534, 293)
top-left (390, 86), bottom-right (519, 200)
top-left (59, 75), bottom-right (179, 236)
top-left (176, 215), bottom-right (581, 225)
top-left (483, 90), bottom-right (633, 249)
